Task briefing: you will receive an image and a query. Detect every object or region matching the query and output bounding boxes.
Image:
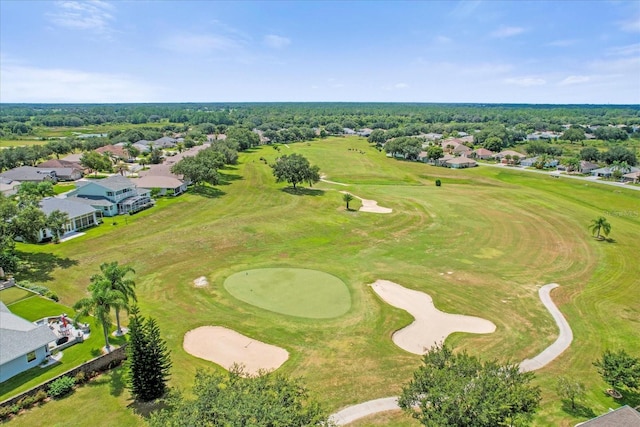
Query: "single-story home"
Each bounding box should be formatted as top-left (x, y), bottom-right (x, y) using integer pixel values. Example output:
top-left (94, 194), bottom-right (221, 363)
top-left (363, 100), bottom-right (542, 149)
top-left (436, 154), bottom-right (456, 166)
top-left (452, 144), bottom-right (472, 156)
top-left (38, 197), bottom-right (99, 241)
top-left (471, 148), bottom-right (494, 159)
top-left (0, 177), bottom-right (21, 196)
top-left (444, 157), bottom-right (478, 169)
top-left (0, 166), bottom-right (57, 183)
top-left (577, 405), bottom-right (640, 426)
top-left (66, 175), bottom-right (153, 217)
top-left (521, 157), bottom-right (559, 168)
top-left (579, 161), bottom-right (600, 174)
top-left (591, 167), bottom-right (613, 178)
top-left (130, 175), bottom-right (187, 196)
top-left (95, 144), bottom-right (133, 162)
top-left (37, 159), bottom-right (83, 170)
top-left (0, 301), bottom-right (58, 382)
top-left (622, 170), bottom-right (640, 183)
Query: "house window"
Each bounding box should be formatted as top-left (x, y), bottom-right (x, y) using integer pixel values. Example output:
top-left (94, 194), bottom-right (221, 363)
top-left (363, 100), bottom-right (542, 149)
top-left (107, 191), bottom-right (113, 196)
top-left (26, 351), bottom-right (36, 362)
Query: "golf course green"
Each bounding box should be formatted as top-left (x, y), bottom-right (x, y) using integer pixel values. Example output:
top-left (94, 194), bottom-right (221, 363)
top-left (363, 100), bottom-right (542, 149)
top-left (224, 268), bottom-right (351, 318)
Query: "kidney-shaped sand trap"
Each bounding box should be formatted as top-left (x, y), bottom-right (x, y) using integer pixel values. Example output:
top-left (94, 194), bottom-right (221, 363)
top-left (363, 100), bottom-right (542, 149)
top-left (371, 280), bottom-right (496, 355)
top-left (183, 326), bottom-right (289, 374)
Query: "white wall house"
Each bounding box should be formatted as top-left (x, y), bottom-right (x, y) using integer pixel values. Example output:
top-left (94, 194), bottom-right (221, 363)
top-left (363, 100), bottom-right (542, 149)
top-left (38, 197), bottom-right (99, 242)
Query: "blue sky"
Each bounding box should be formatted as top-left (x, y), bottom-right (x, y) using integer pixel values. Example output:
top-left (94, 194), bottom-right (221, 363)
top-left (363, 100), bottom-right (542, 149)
top-left (1, 0), bottom-right (639, 104)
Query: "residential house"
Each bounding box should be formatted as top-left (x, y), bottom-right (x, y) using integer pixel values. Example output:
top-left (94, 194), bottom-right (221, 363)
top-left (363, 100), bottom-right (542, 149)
top-left (436, 154), bottom-right (456, 166)
top-left (133, 140), bottom-right (151, 153)
top-left (38, 197), bottom-right (99, 241)
top-left (495, 150), bottom-right (526, 164)
top-left (0, 166), bottom-right (57, 183)
top-left (0, 301), bottom-right (57, 382)
top-left (95, 144), bottom-right (133, 162)
top-left (579, 161), bottom-right (599, 174)
top-left (356, 128), bottom-right (372, 137)
top-left (130, 175), bottom-right (187, 196)
top-left (67, 175), bottom-right (153, 217)
top-left (422, 133), bottom-right (443, 141)
top-left (152, 136), bottom-right (178, 149)
top-left (444, 157), bottom-right (477, 169)
top-left (591, 167), bottom-right (613, 178)
top-left (521, 157), bottom-right (559, 168)
top-left (452, 144), bottom-right (472, 157)
top-left (0, 177), bottom-right (20, 196)
top-left (441, 139), bottom-right (462, 152)
top-left (471, 148), bottom-right (494, 160)
top-left (37, 158), bottom-right (83, 170)
top-left (576, 405), bottom-right (640, 426)
top-left (418, 151), bottom-right (429, 163)
top-left (622, 170), bottom-right (640, 183)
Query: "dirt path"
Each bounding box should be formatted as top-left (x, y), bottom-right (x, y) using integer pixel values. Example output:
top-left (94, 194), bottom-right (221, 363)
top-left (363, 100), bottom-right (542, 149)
top-left (329, 282), bottom-right (572, 425)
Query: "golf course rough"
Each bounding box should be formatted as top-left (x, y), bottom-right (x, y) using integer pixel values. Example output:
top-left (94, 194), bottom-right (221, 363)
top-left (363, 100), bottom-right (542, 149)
top-left (224, 268), bottom-right (351, 318)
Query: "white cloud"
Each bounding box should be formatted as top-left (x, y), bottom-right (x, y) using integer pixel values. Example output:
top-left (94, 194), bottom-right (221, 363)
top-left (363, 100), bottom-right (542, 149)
top-left (490, 26), bottom-right (525, 38)
top-left (160, 33), bottom-right (242, 54)
top-left (607, 43), bottom-right (640, 57)
top-left (559, 75), bottom-right (591, 86)
top-left (619, 16), bottom-right (640, 32)
top-left (383, 82), bottom-right (409, 91)
top-left (0, 63), bottom-right (159, 103)
top-left (264, 35), bottom-right (291, 49)
top-left (505, 76), bottom-right (546, 86)
top-left (47, 1), bottom-right (115, 33)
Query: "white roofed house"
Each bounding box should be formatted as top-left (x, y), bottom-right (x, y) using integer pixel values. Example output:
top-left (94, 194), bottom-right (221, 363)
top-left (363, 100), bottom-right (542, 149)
top-left (0, 301), bottom-right (57, 382)
top-left (37, 197), bottom-right (99, 242)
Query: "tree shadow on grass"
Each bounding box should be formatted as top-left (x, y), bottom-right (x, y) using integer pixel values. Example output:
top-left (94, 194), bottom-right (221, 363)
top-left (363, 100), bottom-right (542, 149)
top-left (128, 398), bottom-right (170, 419)
top-left (15, 251), bottom-right (78, 283)
top-left (109, 365), bottom-right (125, 397)
top-left (604, 237), bottom-right (617, 244)
top-left (282, 187), bottom-right (325, 197)
top-left (560, 401), bottom-right (596, 419)
top-left (218, 171), bottom-right (243, 185)
top-left (618, 388), bottom-right (640, 408)
top-left (191, 186), bottom-right (226, 199)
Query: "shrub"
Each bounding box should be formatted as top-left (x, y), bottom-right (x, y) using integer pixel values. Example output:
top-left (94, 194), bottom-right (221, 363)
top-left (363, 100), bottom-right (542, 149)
top-left (17, 395), bottom-right (35, 409)
top-left (48, 376), bottom-right (75, 398)
top-left (0, 405), bottom-right (14, 420)
top-left (33, 390), bottom-right (48, 404)
top-left (74, 371), bottom-right (86, 384)
top-left (435, 179), bottom-right (442, 187)
top-left (45, 291), bottom-right (59, 302)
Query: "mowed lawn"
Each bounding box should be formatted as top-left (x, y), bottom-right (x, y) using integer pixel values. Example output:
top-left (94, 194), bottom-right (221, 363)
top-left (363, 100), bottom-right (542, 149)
top-left (8, 137), bottom-right (640, 426)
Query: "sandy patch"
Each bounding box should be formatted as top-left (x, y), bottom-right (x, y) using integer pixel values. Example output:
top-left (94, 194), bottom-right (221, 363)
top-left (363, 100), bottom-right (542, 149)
top-left (339, 191), bottom-right (392, 214)
top-left (193, 276), bottom-right (209, 287)
top-left (370, 280), bottom-right (496, 354)
top-left (183, 326), bottom-right (289, 374)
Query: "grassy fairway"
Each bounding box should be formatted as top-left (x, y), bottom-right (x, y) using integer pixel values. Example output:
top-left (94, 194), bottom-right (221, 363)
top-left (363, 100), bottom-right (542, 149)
top-left (0, 287), bottom-right (34, 305)
top-left (7, 136), bottom-right (640, 426)
top-left (224, 268), bottom-right (351, 318)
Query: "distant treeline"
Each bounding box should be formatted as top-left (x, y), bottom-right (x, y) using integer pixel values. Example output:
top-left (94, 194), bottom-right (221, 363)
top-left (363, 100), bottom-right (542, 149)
top-left (1, 103), bottom-right (639, 136)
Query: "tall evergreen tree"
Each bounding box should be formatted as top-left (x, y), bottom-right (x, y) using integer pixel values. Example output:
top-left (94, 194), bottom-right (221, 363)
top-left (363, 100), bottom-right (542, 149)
top-left (126, 306), bottom-right (172, 401)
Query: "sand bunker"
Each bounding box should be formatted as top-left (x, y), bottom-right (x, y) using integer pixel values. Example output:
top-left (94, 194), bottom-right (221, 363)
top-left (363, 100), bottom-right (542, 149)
top-left (340, 191), bottom-right (392, 214)
top-left (370, 280), bottom-right (495, 354)
top-left (183, 326), bottom-right (289, 374)
top-left (193, 276), bottom-right (209, 287)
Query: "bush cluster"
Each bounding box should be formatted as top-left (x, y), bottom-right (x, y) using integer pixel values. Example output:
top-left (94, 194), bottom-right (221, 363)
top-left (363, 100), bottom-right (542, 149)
top-left (48, 376), bottom-right (75, 398)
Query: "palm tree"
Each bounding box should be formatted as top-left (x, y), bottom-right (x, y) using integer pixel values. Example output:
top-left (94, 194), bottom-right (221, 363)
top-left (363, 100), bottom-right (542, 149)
top-left (589, 216), bottom-right (611, 240)
top-left (99, 261), bottom-right (136, 335)
top-left (73, 277), bottom-right (125, 351)
top-left (343, 193), bottom-right (354, 210)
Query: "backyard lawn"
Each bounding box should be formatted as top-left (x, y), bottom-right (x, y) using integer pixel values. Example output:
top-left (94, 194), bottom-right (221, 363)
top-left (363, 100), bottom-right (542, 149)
top-left (5, 137), bottom-right (639, 426)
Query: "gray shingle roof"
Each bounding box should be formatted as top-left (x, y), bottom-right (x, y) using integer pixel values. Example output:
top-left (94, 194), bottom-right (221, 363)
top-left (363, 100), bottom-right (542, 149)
top-left (0, 166), bottom-right (56, 182)
top-left (0, 301), bottom-right (58, 365)
top-left (579, 405), bottom-right (640, 426)
top-left (86, 175), bottom-right (136, 192)
top-left (66, 195), bottom-right (114, 207)
top-left (40, 197), bottom-right (97, 218)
